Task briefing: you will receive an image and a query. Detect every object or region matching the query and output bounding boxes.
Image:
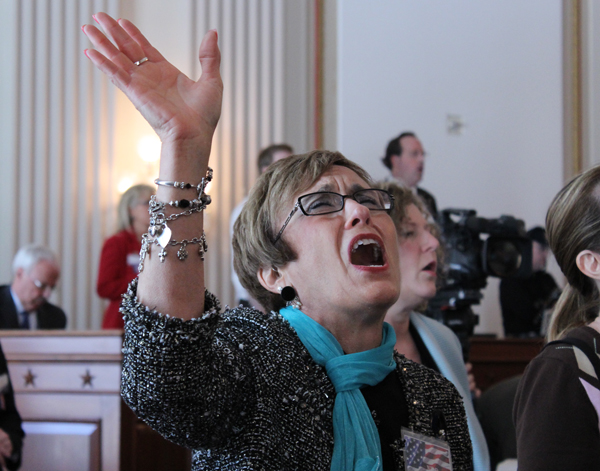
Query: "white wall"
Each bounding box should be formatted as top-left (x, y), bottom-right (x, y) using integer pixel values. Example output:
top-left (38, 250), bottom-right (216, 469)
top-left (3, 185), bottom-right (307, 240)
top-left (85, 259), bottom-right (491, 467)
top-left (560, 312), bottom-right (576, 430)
top-left (334, 0), bottom-right (564, 336)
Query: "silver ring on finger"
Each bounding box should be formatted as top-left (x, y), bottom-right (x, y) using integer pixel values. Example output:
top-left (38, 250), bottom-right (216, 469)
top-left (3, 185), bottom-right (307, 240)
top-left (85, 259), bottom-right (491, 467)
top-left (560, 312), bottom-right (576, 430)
top-left (133, 57), bottom-right (149, 66)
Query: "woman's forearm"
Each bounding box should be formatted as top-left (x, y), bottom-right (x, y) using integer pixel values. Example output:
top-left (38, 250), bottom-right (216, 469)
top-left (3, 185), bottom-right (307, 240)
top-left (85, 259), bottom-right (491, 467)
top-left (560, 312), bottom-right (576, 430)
top-left (137, 138), bottom-right (211, 319)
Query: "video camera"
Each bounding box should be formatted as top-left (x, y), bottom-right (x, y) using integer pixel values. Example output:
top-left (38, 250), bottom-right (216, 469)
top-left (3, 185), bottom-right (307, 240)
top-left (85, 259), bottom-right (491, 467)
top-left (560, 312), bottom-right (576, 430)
top-left (425, 208), bottom-right (532, 358)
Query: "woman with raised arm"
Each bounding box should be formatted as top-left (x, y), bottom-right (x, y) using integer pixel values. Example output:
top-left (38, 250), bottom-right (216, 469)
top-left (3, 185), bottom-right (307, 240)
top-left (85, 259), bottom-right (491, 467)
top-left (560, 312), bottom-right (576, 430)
top-left (83, 13), bottom-right (472, 470)
top-left (514, 166), bottom-right (600, 470)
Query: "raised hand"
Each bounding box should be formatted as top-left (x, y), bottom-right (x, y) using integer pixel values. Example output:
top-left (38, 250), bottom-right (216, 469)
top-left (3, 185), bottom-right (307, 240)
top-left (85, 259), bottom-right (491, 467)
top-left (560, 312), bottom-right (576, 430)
top-left (82, 12), bottom-right (222, 150)
top-left (82, 13), bottom-right (220, 317)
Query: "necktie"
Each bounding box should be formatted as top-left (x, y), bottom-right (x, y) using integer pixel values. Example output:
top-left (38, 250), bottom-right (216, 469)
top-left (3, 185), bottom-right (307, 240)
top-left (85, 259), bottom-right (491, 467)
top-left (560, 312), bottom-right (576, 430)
top-left (20, 311), bottom-right (30, 329)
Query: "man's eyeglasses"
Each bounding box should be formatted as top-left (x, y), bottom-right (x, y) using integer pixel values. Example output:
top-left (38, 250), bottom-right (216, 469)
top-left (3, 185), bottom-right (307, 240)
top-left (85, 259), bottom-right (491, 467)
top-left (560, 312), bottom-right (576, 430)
top-left (273, 189), bottom-right (394, 244)
top-left (28, 274), bottom-right (56, 293)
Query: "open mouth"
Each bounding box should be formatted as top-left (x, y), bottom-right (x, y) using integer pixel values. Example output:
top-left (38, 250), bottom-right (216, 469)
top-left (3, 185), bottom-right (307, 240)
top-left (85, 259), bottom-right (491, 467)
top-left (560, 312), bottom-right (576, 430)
top-left (423, 261), bottom-right (436, 272)
top-left (350, 238), bottom-right (384, 266)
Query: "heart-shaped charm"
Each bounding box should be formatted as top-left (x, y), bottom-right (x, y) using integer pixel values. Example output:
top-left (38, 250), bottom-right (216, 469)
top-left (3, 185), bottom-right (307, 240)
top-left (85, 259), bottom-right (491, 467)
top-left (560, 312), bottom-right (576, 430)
top-left (157, 224), bottom-right (172, 248)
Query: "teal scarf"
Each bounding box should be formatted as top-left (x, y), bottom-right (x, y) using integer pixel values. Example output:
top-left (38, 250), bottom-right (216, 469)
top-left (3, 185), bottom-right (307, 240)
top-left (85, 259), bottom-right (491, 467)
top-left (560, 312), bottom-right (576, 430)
top-left (279, 306), bottom-right (397, 471)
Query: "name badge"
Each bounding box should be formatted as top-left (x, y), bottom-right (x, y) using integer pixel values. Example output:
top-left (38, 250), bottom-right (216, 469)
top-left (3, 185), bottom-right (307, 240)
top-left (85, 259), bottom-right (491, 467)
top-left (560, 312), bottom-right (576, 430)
top-left (127, 253), bottom-right (141, 273)
top-left (402, 428), bottom-right (453, 471)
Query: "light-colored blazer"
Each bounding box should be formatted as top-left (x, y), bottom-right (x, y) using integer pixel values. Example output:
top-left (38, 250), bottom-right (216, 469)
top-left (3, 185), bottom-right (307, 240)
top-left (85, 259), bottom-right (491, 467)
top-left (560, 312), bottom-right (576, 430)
top-left (411, 311), bottom-right (490, 471)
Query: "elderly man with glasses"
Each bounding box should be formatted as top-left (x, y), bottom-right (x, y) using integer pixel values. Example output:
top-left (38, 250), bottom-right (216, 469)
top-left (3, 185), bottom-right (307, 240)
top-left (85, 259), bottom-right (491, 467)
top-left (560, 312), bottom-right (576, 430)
top-left (0, 244), bottom-right (66, 329)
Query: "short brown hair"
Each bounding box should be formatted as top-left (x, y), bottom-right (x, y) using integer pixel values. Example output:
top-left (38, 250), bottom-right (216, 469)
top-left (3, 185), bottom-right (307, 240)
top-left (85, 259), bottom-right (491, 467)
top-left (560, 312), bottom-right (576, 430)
top-left (546, 165), bottom-right (600, 340)
top-left (233, 150), bottom-right (372, 312)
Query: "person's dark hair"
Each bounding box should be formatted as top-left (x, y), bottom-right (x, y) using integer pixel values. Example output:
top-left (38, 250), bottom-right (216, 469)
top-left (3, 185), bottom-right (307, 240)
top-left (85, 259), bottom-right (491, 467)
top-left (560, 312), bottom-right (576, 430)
top-left (233, 150), bottom-right (372, 313)
top-left (381, 132), bottom-right (416, 170)
top-left (546, 165), bottom-right (600, 340)
top-left (257, 144), bottom-right (294, 174)
top-left (527, 226), bottom-right (549, 249)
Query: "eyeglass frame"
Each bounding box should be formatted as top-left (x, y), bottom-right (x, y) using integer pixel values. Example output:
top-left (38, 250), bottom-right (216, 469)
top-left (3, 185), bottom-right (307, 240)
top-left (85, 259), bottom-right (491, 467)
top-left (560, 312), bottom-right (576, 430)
top-left (272, 188), bottom-right (394, 244)
top-left (27, 273), bottom-right (56, 294)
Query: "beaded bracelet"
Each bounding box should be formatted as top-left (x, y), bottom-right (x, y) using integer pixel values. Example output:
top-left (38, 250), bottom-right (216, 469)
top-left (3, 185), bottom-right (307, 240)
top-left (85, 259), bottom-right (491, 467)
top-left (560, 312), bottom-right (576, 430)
top-left (147, 183), bottom-right (211, 244)
top-left (148, 194), bottom-right (211, 215)
top-left (148, 195), bottom-right (211, 238)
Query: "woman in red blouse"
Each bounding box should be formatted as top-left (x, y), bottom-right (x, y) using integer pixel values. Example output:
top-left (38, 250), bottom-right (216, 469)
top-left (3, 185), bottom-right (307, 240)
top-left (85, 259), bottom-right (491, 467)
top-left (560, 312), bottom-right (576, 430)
top-left (97, 184), bottom-right (154, 328)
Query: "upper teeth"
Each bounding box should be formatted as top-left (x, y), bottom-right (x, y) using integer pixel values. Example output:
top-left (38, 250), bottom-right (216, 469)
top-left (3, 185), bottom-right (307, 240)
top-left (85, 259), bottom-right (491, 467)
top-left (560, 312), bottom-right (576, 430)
top-left (352, 238), bottom-right (380, 251)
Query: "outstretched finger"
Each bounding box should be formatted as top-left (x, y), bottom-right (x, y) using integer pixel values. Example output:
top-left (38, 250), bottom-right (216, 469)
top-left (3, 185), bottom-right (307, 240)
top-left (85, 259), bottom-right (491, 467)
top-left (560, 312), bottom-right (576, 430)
top-left (84, 47), bottom-right (132, 91)
top-left (83, 22), bottom-right (134, 72)
top-left (118, 18), bottom-right (166, 64)
top-left (198, 30), bottom-right (222, 85)
top-left (93, 12), bottom-right (148, 69)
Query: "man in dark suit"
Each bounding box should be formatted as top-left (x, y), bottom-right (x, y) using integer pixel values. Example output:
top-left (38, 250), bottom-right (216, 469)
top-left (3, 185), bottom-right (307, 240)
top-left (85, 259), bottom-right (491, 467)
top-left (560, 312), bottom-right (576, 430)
top-left (0, 244), bottom-right (67, 330)
top-left (382, 132), bottom-right (438, 218)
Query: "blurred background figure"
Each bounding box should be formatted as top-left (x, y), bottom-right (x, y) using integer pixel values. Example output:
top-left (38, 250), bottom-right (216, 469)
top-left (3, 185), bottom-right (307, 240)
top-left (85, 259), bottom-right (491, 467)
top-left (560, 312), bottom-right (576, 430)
top-left (97, 184), bottom-right (154, 329)
top-left (382, 132), bottom-right (437, 218)
top-left (378, 181), bottom-right (490, 471)
top-left (0, 244), bottom-right (66, 329)
top-left (0, 343), bottom-right (24, 471)
top-left (477, 375), bottom-right (521, 471)
top-left (499, 226), bottom-right (560, 337)
top-left (230, 144), bottom-right (293, 308)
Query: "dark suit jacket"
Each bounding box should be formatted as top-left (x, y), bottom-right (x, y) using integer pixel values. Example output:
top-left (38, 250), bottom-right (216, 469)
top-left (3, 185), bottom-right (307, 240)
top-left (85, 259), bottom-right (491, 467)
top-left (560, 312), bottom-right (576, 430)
top-left (0, 285), bottom-right (67, 329)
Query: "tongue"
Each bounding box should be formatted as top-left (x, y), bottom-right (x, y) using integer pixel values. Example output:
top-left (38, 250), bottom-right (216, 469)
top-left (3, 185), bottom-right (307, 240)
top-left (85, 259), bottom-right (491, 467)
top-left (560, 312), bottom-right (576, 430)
top-left (351, 244), bottom-right (382, 266)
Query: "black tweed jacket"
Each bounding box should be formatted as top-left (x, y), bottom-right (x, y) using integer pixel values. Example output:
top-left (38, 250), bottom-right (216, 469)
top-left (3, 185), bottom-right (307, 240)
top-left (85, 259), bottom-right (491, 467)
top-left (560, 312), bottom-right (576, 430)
top-left (121, 281), bottom-right (472, 470)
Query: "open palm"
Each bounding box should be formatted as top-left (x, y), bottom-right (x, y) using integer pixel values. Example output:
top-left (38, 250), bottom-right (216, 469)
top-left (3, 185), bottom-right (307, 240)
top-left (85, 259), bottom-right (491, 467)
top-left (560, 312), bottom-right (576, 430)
top-left (83, 12), bottom-right (222, 146)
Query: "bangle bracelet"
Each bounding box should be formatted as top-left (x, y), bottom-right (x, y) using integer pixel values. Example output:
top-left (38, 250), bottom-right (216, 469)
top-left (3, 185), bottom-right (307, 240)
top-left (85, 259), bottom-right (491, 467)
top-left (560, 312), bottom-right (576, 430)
top-left (154, 179), bottom-right (201, 190)
top-left (154, 167), bottom-right (213, 192)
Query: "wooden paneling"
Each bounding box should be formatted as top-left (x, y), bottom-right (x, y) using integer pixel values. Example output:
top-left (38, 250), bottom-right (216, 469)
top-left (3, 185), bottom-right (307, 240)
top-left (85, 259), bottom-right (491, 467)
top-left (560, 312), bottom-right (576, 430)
top-left (469, 336), bottom-right (543, 392)
top-left (0, 330), bottom-right (191, 471)
top-left (21, 421), bottom-right (101, 471)
top-left (120, 405), bottom-right (191, 471)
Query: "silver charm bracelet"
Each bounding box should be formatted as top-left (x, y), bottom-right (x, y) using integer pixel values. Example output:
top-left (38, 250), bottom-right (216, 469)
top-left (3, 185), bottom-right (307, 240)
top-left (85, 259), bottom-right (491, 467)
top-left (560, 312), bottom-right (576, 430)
top-left (139, 232), bottom-right (208, 272)
top-left (139, 167), bottom-right (213, 271)
top-left (148, 194), bottom-right (211, 233)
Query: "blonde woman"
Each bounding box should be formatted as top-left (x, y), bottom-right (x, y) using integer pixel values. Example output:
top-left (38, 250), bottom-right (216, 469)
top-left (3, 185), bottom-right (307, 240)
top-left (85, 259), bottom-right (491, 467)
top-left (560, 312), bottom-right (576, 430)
top-left (514, 166), bottom-right (600, 470)
top-left (97, 184), bottom-right (154, 328)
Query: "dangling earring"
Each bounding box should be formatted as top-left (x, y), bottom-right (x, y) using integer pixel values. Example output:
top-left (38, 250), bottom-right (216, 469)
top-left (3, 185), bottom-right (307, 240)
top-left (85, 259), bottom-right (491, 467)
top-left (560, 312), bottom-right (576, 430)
top-left (279, 286), bottom-right (302, 309)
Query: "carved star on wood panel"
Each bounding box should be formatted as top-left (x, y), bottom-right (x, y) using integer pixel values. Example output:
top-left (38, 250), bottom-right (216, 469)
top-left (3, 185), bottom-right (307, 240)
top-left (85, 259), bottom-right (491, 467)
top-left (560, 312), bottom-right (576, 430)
top-left (24, 369), bottom-right (36, 387)
top-left (81, 369), bottom-right (94, 388)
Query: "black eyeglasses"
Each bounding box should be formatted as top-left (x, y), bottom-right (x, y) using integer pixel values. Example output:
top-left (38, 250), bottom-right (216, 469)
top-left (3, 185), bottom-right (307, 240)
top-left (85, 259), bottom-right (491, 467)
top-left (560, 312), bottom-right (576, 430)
top-left (273, 189), bottom-right (394, 244)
